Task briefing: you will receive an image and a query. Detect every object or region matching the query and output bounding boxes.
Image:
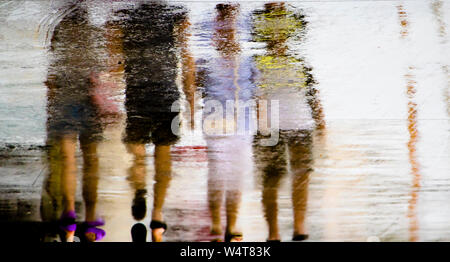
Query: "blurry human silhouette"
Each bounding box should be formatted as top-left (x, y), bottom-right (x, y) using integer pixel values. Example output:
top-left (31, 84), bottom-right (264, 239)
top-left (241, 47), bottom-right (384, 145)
top-left (199, 3), bottom-right (257, 242)
top-left (116, 2), bottom-right (189, 242)
top-left (40, 4), bottom-right (119, 242)
top-left (252, 2), bottom-right (325, 241)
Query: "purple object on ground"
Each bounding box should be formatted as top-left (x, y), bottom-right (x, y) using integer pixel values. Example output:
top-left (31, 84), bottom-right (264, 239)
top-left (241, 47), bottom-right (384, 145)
top-left (60, 210), bottom-right (77, 232)
top-left (85, 227), bottom-right (106, 241)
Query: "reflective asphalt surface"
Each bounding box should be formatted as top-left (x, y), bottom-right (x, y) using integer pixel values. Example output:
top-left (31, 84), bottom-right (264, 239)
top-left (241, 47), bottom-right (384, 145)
top-left (0, 0), bottom-right (449, 242)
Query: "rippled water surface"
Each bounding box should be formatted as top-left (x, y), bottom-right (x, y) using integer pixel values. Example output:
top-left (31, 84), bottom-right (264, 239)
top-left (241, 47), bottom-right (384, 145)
top-left (0, 0), bottom-right (449, 242)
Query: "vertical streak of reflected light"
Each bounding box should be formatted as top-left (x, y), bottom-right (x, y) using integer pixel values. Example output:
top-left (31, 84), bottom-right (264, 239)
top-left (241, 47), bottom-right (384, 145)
top-left (397, 4), bottom-right (421, 242)
top-left (396, 5), bottom-right (409, 38)
top-left (405, 68), bottom-right (421, 242)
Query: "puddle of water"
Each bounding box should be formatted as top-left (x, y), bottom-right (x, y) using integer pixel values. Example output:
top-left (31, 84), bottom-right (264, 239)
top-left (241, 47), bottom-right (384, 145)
top-left (0, 0), bottom-right (449, 242)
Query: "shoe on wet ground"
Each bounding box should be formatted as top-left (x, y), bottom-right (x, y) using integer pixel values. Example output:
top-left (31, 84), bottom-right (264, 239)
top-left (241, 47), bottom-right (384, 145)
top-left (292, 234), bottom-right (309, 241)
top-left (131, 223), bottom-right (147, 242)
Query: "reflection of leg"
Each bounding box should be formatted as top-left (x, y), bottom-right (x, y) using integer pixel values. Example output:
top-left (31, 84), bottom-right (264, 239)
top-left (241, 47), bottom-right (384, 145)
top-left (208, 171), bottom-right (223, 235)
top-left (126, 143), bottom-right (147, 221)
top-left (80, 138), bottom-right (101, 242)
top-left (291, 173), bottom-right (309, 238)
top-left (60, 134), bottom-right (78, 214)
top-left (80, 139), bottom-right (99, 223)
top-left (152, 145), bottom-right (172, 242)
top-left (262, 174), bottom-right (282, 241)
top-left (41, 139), bottom-right (64, 222)
top-left (254, 136), bottom-right (287, 241)
top-left (180, 34), bottom-right (197, 130)
top-left (41, 138), bottom-right (65, 242)
top-left (225, 189), bottom-right (242, 241)
top-left (288, 132), bottom-right (313, 239)
top-left (59, 134), bottom-right (78, 242)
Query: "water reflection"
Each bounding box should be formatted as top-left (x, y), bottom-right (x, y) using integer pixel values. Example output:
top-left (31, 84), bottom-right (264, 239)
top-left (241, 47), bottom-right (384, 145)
top-left (431, 0), bottom-right (447, 41)
top-left (119, 2), bottom-right (189, 242)
top-left (430, 1), bottom-right (450, 119)
top-left (2, 0), bottom-right (449, 242)
top-left (201, 3), bottom-right (251, 242)
top-left (38, 1), bottom-right (323, 242)
top-left (42, 5), bottom-right (112, 242)
top-left (396, 5), bottom-right (409, 38)
top-left (396, 5), bottom-right (422, 242)
top-left (405, 67), bottom-right (420, 242)
top-left (252, 2), bottom-right (324, 241)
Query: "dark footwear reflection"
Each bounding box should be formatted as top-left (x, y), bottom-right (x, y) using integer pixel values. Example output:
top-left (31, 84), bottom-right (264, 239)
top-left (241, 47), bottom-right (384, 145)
top-left (131, 189), bottom-right (147, 221)
top-left (150, 220), bottom-right (168, 242)
top-left (131, 223), bottom-right (147, 243)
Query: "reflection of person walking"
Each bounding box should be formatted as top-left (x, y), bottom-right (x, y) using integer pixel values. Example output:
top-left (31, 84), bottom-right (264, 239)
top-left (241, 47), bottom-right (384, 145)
top-left (117, 3), bottom-right (188, 242)
top-left (200, 3), bottom-right (257, 242)
top-left (252, 2), bottom-right (325, 242)
top-left (41, 5), bottom-right (110, 242)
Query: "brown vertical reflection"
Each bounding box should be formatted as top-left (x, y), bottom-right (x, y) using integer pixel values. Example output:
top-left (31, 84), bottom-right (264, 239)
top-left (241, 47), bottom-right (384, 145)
top-left (443, 66), bottom-right (450, 118)
top-left (431, 0), bottom-right (447, 41)
top-left (431, 1), bottom-right (450, 118)
top-left (405, 68), bottom-right (421, 242)
top-left (213, 4), bottom-right (241, 58)
top-left (177, 17), bottom-right (197, 130)
top-left (397, 5), bottom-right (409, 38)
top-left (397, 4), bottom-right (421, 241)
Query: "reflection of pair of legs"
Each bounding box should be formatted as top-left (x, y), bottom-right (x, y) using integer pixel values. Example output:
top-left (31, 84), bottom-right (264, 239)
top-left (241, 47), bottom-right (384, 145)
top-left (208, 176), bottom-right (242, 241)
top-left (207, 137), bottom-right (245, 242)
top-left (255, 131), bottom-right (312, 241)
top-left (46, 133), bottom-right (100, 242)
top-left (127, 143), bottom-right (172, 242)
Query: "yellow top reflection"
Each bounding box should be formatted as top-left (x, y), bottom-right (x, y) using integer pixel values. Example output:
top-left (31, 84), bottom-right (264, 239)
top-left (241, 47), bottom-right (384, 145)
top-left (253, 3), bottom-right (311, 91)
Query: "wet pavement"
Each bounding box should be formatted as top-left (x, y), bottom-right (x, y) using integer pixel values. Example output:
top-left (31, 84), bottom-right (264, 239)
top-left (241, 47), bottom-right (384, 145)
top-left (0, 0), bottom-right (449, 242)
